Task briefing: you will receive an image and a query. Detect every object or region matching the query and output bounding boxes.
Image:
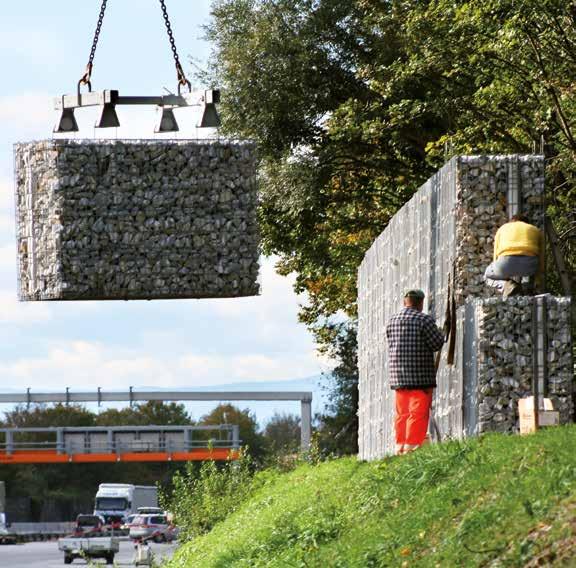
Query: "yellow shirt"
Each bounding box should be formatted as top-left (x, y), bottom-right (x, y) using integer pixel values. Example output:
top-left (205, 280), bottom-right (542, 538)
top-left (494, 221), bottom-right (544, 273)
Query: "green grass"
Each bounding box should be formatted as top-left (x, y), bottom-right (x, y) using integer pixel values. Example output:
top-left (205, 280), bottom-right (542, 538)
top-left (166, 425), bottom-right (576, 567)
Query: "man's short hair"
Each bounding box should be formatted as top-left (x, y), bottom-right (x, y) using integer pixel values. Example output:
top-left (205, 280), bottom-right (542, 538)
top-left (510, 214), bottom-right (529, 223)
top-left (404, 289), bottom-right (425, 301)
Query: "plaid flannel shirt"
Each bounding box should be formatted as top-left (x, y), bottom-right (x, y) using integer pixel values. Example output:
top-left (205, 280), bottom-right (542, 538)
top-left (386, 307), bottom-right (445, 389)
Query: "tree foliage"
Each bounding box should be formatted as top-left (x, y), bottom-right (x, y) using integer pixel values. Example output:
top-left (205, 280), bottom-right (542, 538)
top-left (315, 322), bottom-right (359, 455)
top-left (206, 0), bottom-right (575, 332)
top-left (263, 412), bottom-right (301, 454)
top-left (1, 402), bottom-right (195, 521)
top-left (199, 403), bottom-right (268, 463)
top-left (95, 401), bottom-right (192, 426)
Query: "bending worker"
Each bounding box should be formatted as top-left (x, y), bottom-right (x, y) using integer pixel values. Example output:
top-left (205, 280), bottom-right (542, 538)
top-left (386, 289), bottom-right (444, 455)
top-left (484, 214), bottom-right (544, 296)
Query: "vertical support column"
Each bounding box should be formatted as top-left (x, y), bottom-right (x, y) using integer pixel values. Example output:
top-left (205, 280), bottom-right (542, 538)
top-left (5, 431), bottom-right (13, 455)
top-left (532, 295), bottom-right (549, 424)
top-left (184, 428), bottom-right (192, 452)
top-left (507, 156), bottom-right (522, 218)
top-left (56, 429), bottom-right (64, 455)
top-left (301, 398), bottom-right (312, 452)
top-left (107, 429), bottom-right (114, 454)
top-left (232, 425), bottom-right (240, 449)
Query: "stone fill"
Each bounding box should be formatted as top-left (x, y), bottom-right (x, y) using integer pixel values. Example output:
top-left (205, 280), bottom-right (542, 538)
top-left (357, 155), bottom-right (573, 460)
top-left (468, 296), bottom-right (573, 433)
top-left (14, 139), bottom-right (260, 301)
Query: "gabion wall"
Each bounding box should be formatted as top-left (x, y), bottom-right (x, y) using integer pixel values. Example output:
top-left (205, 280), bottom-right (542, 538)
top-left (358, 155), bottom-right (573, 460)
top-left (463, 297), bottom-right (573, 436)
top-left (14, 140), bottom-right (260, 301)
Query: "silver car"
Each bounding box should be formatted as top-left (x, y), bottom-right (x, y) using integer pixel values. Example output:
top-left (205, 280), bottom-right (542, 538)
top-left (128, 514), bottom-right (176, 543)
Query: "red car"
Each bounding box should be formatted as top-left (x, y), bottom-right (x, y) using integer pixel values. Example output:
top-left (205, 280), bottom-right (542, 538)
top-left (73, 514), bottom-right (106, 537)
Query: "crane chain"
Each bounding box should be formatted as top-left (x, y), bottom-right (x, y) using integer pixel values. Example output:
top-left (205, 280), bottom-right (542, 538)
top-left (78, 0), bottom-right (108, 92)
top-left (159, 0), bottom-right (191, 94)
top-left (76, 0), bottom-right (191, 95)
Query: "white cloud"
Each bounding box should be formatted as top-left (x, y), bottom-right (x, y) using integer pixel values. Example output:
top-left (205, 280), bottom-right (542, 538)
top-left (0, 339), bottom-right (328, 392)
top-left (0, 290), bottom-right (52, 324)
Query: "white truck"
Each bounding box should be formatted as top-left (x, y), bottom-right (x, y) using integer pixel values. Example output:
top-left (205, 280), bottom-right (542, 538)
top-left (0, 512), bottom-right (16, 545)
top-left (94, 484), bottom-right (158, 529)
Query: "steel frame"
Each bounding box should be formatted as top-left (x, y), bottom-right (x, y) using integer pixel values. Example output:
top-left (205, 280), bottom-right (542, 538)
top-left (0, 389), bottom-right (314, 451)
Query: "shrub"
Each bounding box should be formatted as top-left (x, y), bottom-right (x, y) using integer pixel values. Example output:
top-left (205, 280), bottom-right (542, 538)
top-left (164, 449), bottom-right (257, 542)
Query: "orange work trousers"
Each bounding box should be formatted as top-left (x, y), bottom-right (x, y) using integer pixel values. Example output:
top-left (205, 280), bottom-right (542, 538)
top-left (395, 388), bottom-right (434, 446)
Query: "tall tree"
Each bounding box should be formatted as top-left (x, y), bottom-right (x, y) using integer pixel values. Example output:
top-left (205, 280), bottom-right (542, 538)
top-left (96, 401), bottom-right (193, 426)
top-left (200, 404), bottom-right (267, 463)
top-left (206, 0), bottom-right (575, 331)
top-left (263, 412), bottom-right (301, 453)
top-left (316, 322), bottom-right (358, 455)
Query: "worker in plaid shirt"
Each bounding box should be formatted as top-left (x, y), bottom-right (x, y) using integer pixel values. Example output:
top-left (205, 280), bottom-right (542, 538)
top-left (386, 289), bottom-right (444, 455)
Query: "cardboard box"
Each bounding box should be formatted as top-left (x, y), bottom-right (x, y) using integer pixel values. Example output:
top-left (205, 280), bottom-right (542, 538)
top-left (518, 396), bottom-right (560, 434)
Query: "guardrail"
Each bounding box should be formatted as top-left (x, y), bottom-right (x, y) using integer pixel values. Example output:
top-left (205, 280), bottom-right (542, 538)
top-left (1, 522), bottom-right (75, 544)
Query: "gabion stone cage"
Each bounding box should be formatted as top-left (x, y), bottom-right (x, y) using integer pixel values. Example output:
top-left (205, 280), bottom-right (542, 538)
top-left (357, 155), bottom-right (573, 460)
top-left (14, 139), bottom-right (260, 301)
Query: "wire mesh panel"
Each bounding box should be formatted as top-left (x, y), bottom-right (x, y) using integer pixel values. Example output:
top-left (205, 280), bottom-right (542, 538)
top-left (358, 155), bottom-right (553, 460)
top-left (14, 139), bottom-right (259, 301)
top-left (470, 296), bottom-right (572, 433)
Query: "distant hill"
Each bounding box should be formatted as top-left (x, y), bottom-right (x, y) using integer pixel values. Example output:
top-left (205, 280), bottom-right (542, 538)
top-left (140, 375), bottom-right (329, 426)
top-left (0, 375), bottom-right (331, 428)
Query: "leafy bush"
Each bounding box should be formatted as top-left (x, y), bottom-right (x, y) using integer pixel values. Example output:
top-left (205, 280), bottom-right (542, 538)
top-left (164, 450), bottom-right (258, 542)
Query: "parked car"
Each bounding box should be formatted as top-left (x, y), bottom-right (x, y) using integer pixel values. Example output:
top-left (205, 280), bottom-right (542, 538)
top-left (120, 513), bottom-right (138, 534)
top-left (129, 514), bottom-right (176, 543)
top-left (74, 514), bottom-right (107, 537)
top-left (136, 507), bottom-right (164, 515)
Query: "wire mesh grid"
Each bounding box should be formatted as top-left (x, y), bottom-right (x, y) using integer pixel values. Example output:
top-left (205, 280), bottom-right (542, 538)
top-left (13, 139), bottom-right (260, 301)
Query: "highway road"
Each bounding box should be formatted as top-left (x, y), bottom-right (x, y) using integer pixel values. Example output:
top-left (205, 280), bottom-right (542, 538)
top-left (0, 539), bottom-right (178, 567)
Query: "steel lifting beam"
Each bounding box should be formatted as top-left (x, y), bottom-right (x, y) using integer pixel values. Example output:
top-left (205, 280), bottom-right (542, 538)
top-left (54, 89), bottom-right (220, 111)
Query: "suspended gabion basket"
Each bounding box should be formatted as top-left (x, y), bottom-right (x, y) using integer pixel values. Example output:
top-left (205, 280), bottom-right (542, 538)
top-left (14, 139), bottom-right (260, 301)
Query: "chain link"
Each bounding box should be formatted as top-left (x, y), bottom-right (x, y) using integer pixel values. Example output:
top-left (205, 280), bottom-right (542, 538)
top-left (159, 0), bottom-right (191, 93)
top-left (78, 0), bottom-right (108, 91)
top-left (77, 0), bottom-right (190, 94)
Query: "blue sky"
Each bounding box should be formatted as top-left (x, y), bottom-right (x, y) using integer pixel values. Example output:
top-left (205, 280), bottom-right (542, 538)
top-left (0, 1), bottom-right (331, 423)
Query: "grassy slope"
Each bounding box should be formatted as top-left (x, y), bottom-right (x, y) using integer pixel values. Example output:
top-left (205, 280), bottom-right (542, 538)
top-left (166, 426), bottom-right (576, 567)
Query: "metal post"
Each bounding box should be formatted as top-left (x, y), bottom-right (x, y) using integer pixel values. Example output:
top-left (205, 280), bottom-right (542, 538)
top-left (541, 295), bottom-right (549, 398)
top-left (532, 298), bottom-right (540, 430)
top-left (232, 425), bottom-right (240, 449)
top-left (300, 399), bottom-right (312, 451)
top-left (507, 156), bottom-right (522, 218)
top-left (184, 428), bottom-right (192, 451)
top-left (532, 295), bottom-right (549, 426)
top-left (6, 431), bottom-right (13, 455)
top-left (107, 429), bottom-right (114, 454)
top-left (56, 429), bottom-right (64, 455)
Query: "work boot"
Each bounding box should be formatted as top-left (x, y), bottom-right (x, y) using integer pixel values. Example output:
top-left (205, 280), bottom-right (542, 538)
top-left (502, 279), bottom-right (522, 299)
